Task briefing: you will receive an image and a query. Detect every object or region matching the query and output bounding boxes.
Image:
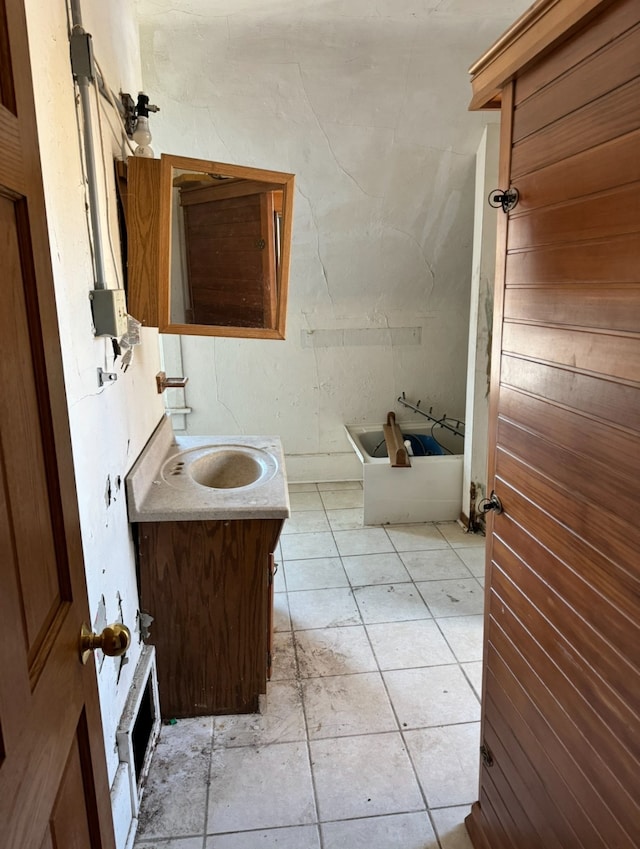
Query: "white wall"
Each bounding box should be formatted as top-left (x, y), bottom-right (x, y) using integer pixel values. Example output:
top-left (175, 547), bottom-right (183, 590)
top-left (135, 0), bottom-right (529, 481)
top-left (24, 1), bottom-right (164, 844)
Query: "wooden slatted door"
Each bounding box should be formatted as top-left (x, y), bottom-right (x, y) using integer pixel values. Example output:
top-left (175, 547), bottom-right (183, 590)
top-left (467, 2), bottom-right (640, 847)
top-left (0, 1), bottom-right (115, 846)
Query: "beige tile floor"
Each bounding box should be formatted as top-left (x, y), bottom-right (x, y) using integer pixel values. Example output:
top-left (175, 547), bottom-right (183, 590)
top-left (135, 481), bottom-right (485, 849)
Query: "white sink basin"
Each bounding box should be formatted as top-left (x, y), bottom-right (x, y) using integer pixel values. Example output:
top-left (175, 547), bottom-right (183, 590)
top-left (125, 416), bottom-right (290, 522)
top-left (162, 445), bottom-right (278, 491)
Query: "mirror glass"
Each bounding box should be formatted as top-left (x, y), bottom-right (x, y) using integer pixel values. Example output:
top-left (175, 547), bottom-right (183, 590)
top-left (169, 167), bottom-right (286, 330)
top-left (127, 154), bottom-right (294, 339)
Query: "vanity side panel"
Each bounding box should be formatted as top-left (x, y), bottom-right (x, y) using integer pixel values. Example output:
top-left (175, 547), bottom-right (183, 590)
top-left (138, 518), bottom-right (283, 717)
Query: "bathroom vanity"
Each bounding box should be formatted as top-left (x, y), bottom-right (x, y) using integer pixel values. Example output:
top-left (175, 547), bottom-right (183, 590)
top-left (126, 416), bottom-right (289, 717)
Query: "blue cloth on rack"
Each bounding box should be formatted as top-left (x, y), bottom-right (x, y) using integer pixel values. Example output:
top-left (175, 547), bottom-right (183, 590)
top-left (402, 433), bottom-right (445, 456)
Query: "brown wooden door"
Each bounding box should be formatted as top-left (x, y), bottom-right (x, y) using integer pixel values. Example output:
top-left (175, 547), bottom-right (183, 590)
top-left (0, 2), bottom-right (116, 847)
top-left (467, 3), bottom-right (640, 848)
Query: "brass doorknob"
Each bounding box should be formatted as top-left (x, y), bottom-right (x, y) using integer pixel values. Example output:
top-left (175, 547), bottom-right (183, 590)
top-left (80, 623), bottom-right (131, 665)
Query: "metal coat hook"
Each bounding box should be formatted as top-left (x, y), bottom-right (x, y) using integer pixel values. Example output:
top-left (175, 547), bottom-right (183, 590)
top-left (488, 187), bottom-right (519, 213)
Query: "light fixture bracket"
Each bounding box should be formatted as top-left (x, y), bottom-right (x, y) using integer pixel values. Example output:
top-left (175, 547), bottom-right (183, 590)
top-left (120, 92), bottom-right (160, 138)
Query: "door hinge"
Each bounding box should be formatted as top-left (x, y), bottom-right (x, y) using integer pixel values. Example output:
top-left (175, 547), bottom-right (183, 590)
top-left (480, 743), bottom-right (494, 768)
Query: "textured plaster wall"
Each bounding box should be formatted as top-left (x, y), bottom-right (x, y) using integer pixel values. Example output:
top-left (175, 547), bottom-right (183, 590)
top-left (24, 0), bottom-right (164, 839)
top-left (134, 0), bottom-right (529, 479)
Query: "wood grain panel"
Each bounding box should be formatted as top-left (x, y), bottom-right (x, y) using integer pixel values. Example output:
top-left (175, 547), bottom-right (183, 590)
top-left (495, 479), bottom-right (640, 646)
top-left (512, 23), bottom-right (640, 142)
top-left (512, 130), bottom-right (640, 212)
top-left (487, 628), bottom-right (638, 847)
top-left (484, 663), bottom-right (613, 849)
top-left (477, 782), bottom-right (517, 849)
top-left (483, 695), bottom-right (583, 848)
top-left (483, 717), bottom-right (566, 849)
top-left (510, 77), bottom-right (640, 178)
top-left (505, 232), bottom-right (639, 285)
top-left (497, 384), bottom-right (640, 464)
top-left (502, 321), bottom-right (640, 383)
top-left (491, 527), bottom-right (639, 718)
top-left (497, 414), bottom-right (637, 530)
top-left (0, 105), bottom-right (21, 188)
top-left (495, 446), bottom-right (639, 572)
top-left (503, 285), bottom-right (640, 332)
top-left (126, 157), bottom-right (162, 326)
top-left (508, 182), bottom-right (640, 250)
top-left (138, 518), bottom-right (283, 717)
top-left (514, 0), bottom-right (640, 105)
top-left (478, 756), bottom-right (536, 849)
top-left (0, 195), bottom-right (62, 656)
top-left (500, 355), bottom-right (640, 431)
top-left (492, 540), bottom-right (640, 756)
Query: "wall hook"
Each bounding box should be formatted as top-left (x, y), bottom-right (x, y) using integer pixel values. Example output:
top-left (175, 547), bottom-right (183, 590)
top-left (488, 187), bottom-right (519, 213)
top-left (156, 371), bottom-right (188, 393)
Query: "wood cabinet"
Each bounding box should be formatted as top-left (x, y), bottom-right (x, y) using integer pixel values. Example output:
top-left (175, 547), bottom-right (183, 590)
top-left (468, 2), bottom-right (640, 848)
top-left (137, 517), bottom-right (284, 717)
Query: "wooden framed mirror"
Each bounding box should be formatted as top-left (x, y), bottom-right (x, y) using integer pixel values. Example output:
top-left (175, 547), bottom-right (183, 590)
top-left (127, 154), bottom-right (294, 339)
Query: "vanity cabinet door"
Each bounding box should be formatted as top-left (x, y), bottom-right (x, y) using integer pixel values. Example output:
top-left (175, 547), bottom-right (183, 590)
top-left (138, 518), bottom-right (284, 717)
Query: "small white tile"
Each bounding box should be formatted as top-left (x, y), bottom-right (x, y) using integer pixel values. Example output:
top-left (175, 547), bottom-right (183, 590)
top-left (271, 631), bottom-right (298, 681)
top-left (366, 619), bottom-right (455, 670)
top-left (436, 523), bottom-right (484, 549)
top-left (429, 806), bottom-right (475, 849)
top-left (136, 717), bottom-right (212, 840)
top-left (461, 662), bottom-right (483, 699)
top-left (295, 626), bottom-right (377, 677)
top-left (417, 579), bottom-right (485, 618)
top-left (354, 583), bottom-right (430, 624)
top-left (476, 576), bottom-right (485, 589)
top-left (273, 593), bottom-right (291, 632)
top-left (385, 524), bottom-right (449, 552)
top-left (327, 508), bottom-right (364, 530)
top-left (342, 552), bottom-right (411, 586)
top-left (289, 491), bottom-right (324, 511)
top-left (321, 812), bottom-right (437, 849)
top-left (320, 489), bottom-right (364, 510)
top-left (455, 546), bottom-right (486, 577)
top-left (400, 548), bottom-right (472, 582)
top-left (284, 557), bottom-right (349, 591)
top-left (333, 528), bottom-right (394, 557)
top-left (288, 483), bottom-right (319, 492)
top-left (282, 511), bottom-right (331, 534)
top-left (310, 733), bottom-right (424, 821)
top-left (302, 672), bottom-right (397, 739)
top-left (436, 615), bottom-right (484, 663)
top-left (214, 682), bottom-right (306, 748)
top-left (404, 723), bottom-right (481, 807)
top-left (288, 587), bottom-right (362, 630)
top-left (317, 481), bottom-right (362, 491)
top-left (208, 742), bottom-right (316, 833)
top-left (383, 666), bottom-right (480, 728)
top-left (280, 532), bottom-right (338, 560)
top-left (208, 825), bottom-right (321, 848)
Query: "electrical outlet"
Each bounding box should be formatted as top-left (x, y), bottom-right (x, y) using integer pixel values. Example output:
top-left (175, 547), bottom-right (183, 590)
top-left (91, 289), bottom-right (128, 338)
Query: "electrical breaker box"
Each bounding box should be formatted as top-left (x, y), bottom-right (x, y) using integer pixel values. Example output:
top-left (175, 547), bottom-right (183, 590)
top-left (91, 289), bottom-right (128, 338)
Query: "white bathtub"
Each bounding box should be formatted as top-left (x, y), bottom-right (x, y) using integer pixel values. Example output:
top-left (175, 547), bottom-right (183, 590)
top-left (345, 422), bottom-right (463, 524)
